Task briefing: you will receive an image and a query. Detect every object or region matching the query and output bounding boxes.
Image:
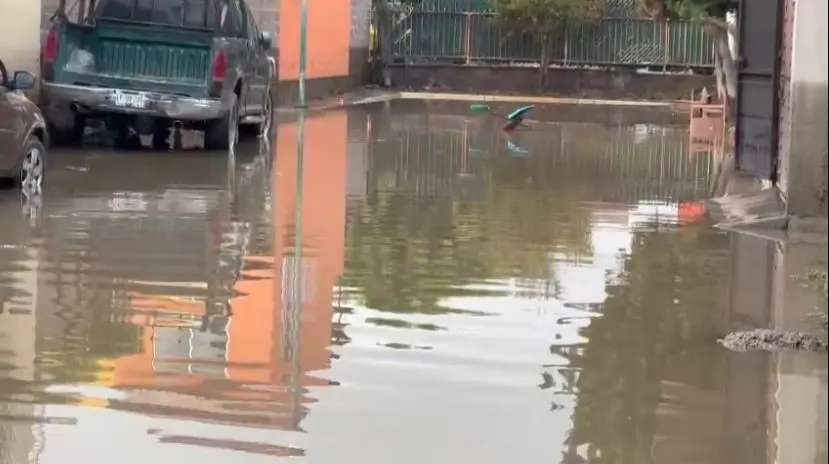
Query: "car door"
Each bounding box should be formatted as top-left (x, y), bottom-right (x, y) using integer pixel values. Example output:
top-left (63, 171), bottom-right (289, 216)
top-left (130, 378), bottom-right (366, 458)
top-left (0, 60), bottom-right (16, 171)
top-left (241, 2), bottom-right (269, 115)
top-left (219, 0), bottom-right (249, 107)
top-left (227, 0), bottom-right (257, 117)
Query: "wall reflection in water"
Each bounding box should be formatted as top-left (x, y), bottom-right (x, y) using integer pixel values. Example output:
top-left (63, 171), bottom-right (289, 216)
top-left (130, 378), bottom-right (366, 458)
top-left (0, 102), bottom-right (824, 464)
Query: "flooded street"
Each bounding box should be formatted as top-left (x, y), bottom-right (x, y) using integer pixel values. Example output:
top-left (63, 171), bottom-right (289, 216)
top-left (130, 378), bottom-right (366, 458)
top-left (0, 100), bottom-right (826, 463)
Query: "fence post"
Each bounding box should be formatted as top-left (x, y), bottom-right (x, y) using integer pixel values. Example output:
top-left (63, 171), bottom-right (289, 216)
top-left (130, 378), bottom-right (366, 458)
top-left (663, 20), bottom-right (670, 71)
top-left (463, 13), bottom-right (473, 64)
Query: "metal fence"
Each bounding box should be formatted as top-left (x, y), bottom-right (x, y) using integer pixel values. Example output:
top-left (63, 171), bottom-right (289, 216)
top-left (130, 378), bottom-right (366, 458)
top-left (385, 10), bottom-right (715, 69)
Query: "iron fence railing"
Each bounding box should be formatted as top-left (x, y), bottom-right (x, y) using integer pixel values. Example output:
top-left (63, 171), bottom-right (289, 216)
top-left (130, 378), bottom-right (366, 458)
top-left (385, 11), bottom-right (715, 69)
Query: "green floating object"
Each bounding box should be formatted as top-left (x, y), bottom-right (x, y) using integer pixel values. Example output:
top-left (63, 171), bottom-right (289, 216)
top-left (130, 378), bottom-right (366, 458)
top-left (469, 103), bottom-right (490, 113)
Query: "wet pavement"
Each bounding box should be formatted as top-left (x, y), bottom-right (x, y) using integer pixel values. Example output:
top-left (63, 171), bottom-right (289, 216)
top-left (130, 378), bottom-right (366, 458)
top-left (0, 100), bottom-right (826, 463)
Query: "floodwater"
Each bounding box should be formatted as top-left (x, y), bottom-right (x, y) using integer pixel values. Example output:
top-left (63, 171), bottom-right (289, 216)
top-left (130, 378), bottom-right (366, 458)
top-left (0, 101), bottom-right (826, 464)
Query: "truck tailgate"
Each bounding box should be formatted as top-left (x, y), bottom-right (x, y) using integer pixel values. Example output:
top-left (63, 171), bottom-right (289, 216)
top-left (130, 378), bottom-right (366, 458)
top-left (97, 39), bottom-right (209, 82)
top-left (94, 23), bottom-right (212, 82)
top-left (55, 22), bottom-right (215, 96)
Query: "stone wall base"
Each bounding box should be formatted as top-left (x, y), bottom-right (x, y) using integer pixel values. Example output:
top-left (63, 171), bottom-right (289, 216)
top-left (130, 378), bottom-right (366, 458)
top-left (276, 47), bottom-right (369, 107)
top-left (387, 64), bottom-right (715, 101)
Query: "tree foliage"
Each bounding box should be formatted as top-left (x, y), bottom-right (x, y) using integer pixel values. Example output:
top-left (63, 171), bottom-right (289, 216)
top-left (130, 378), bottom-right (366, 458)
top-left (492, 0), bottom-right (604, 37)
top-left (641, 0), bottom-right (737, 21)
top-left (640, 0), bottom-right (739, 102)
top-left (491, 0), bottom-right (606, 87)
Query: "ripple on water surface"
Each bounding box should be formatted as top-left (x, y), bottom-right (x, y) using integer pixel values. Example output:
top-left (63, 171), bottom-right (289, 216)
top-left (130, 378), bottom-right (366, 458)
top-left (0, 105), bottom-right (825, 464)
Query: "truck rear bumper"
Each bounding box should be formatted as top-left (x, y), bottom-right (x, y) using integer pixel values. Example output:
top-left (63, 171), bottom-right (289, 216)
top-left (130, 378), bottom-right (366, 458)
top-left (41, 82), bottom-right (224, 121)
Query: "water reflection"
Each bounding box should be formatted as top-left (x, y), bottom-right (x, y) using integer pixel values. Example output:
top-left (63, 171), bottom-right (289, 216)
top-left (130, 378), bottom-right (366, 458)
top-left (0, 103), bottom-right (825, 463)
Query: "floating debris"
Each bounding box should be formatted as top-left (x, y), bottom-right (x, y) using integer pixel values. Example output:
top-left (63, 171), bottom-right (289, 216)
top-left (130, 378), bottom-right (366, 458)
top-left (719, 329), bottom-right (827, 352)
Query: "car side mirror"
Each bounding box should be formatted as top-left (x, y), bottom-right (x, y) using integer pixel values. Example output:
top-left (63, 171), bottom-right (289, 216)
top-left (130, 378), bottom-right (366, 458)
top-left (11, 71), bottom-right (36, 91)
top-left (260, 32), bottom-right (272, 50)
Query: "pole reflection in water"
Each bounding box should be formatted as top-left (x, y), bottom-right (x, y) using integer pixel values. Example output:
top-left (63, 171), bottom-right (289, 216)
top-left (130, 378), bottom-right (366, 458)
top-left (281, 110), bottom-right (306, 430)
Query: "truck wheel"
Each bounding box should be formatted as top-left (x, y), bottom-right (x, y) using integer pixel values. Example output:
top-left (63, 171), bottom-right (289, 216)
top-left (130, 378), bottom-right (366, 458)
top-left (241, 87), bottom-right (274, 138)
top-left (205, 93), bottom-right (239, 152)
top-left (258, 87), bottom-right (274, 138)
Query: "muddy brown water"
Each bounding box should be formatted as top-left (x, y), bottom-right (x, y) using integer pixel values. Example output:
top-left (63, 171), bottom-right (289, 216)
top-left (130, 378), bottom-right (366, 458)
top-left (0, 102), bottom-right (826, 463)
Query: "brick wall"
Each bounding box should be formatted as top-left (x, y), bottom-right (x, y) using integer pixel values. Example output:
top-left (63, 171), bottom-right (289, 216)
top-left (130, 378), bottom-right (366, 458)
top-left (246, 0), bottom-right (280, 43)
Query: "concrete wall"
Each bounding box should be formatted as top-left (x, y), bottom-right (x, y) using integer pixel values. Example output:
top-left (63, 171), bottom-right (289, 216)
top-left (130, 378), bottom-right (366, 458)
top-left (0, 0), bottom-right (42, 75)
top-left (388, 64), bottom-right (715, 101)
top-left (776, 0), bottom-right (829, 219)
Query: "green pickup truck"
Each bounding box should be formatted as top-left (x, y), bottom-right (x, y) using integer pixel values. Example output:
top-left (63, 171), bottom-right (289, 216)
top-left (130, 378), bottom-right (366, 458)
top-left (40, 0), bottom-right (276, 151)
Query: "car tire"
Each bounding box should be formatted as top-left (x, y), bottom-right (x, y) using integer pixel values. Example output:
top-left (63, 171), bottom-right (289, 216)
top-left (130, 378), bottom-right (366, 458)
top-left (205, 93), bottom-right (240, 152)
top-left (19, 136), bottom-right (46, 192)
top-left (241, 87), bottom-right (275, 139)
top-left (257, 87), bottom-right (274, 138)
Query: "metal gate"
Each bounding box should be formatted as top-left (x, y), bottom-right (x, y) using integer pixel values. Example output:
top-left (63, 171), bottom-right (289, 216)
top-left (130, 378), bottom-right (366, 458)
top-left (734, 0), bottom-right (783, 180)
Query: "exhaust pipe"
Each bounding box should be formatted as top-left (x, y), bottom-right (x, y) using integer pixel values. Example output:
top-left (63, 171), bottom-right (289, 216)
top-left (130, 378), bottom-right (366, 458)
top-left (173, 120), bottom-right (183, 129)
top-left (70, 102), bottom-right (80, 113)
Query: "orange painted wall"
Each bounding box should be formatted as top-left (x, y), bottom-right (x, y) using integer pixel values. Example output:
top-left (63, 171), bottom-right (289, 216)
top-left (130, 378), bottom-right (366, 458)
top-left (279, 0), bottom-right (352, 80)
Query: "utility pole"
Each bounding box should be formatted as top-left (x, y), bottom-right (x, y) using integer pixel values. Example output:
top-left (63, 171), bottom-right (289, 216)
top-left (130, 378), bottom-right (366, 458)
top-left (297, 0), bottom-right (309, 108)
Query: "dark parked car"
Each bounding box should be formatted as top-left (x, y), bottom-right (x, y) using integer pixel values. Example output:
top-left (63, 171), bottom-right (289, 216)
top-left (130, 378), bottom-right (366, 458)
top-left (40, 0), bottom-right (276, 151)
top-left (0, 59), bottom-right (48, 192)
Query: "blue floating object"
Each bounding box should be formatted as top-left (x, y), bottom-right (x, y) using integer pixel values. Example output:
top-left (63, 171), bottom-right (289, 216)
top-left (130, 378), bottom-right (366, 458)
top-left (506, 105), bottom-right (534, 122)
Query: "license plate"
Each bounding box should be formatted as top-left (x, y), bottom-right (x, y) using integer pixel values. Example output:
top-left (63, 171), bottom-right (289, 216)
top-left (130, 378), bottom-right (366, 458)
top-left (112, 91), bottom-right (148, 108)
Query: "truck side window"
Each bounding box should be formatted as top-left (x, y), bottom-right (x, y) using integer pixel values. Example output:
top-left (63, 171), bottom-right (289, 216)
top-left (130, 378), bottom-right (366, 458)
top-left (220, 0), bottom-right (244, 37)
top-left (183, 0), bottom-right (216, 27)
top-left (98, 0), bottom-right (218, 28)
top-left (99, 0), bottom-right (135, 19)
top-left (244, 4), bottom-right (260, 43)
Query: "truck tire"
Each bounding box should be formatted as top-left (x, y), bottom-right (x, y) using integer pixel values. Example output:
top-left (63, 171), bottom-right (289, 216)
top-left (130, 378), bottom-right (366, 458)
top-left (240, 87), bottom-right (274, 138)
top-left (204, 93), bottom-right (240, 152)
top-left (258, 87), bottom-right (274, 138)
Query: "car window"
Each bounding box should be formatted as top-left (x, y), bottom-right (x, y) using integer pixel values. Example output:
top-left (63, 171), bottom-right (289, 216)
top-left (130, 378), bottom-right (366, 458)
top-left (244, 4), bottom-right (259, 42)
top-left (63, 0), bottom-right (93, 23)
top-left (220, 0), bottom-right (244, 37)
top-left (98, 0), bottom-right (220, 29)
